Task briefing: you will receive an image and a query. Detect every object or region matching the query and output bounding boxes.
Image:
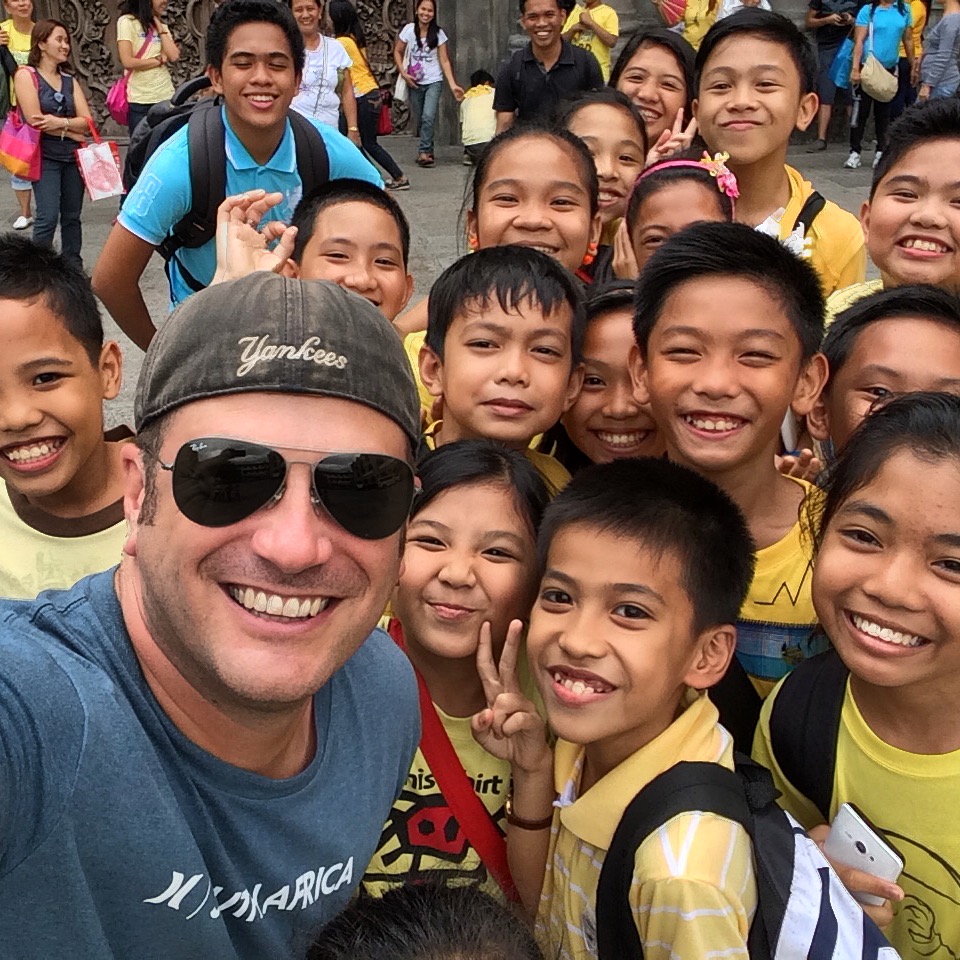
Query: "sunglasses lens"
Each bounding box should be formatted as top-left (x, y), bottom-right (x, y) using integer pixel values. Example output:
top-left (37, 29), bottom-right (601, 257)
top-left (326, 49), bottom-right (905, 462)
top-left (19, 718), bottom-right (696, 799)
top-left (171, 439), bottom-right (286, 527)
top-left (314, 453), bottom-right (414, 539)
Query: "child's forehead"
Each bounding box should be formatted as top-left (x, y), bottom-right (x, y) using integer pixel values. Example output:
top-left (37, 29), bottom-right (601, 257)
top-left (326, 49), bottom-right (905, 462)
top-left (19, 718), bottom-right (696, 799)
top-left (845, 315), bottom-right (960, 367)
top-left (451, 295), bottom-right (574, 335)
top-left (312, 200), bottom-right (403, 241)
top-left (876, 138), bottom-right (960, 187)
top-left (700, 32), bottom-right (799, 76)
top-left (545, 521), bottom-right (683, 581)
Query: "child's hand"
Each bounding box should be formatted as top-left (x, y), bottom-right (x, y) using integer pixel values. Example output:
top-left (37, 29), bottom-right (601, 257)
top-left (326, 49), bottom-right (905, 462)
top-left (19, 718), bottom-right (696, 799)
top-left (612, 219), bottom-right (639, 280)
top-left (776, 447), bottom-right (822, 482)
top-left (645, 108), bottom-right (698, 168)
top-left (472, 620), bottom-right (551, 776)
top-left (212, 190), bottom-right (298, 285)
top-left (809, 824), bottom-right (904, 930)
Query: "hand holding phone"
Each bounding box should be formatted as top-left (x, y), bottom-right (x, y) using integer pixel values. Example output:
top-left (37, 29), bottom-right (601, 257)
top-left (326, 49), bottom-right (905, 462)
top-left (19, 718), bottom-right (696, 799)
top-left (824, 803), bottom-right (904, 907)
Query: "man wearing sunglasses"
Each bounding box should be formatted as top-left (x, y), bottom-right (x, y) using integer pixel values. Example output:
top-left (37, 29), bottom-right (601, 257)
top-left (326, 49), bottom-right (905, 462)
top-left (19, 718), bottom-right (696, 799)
top-left (0, 275), bottom-right (422, 958)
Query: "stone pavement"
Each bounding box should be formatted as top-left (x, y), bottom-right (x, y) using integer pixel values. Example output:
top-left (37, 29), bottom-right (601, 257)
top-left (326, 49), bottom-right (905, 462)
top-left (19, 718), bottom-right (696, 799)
top-left (0, 131), bottom-right (878, 430)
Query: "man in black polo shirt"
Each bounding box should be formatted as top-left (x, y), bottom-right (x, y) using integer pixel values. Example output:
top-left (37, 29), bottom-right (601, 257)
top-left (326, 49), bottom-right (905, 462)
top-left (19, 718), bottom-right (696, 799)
top-left (494, 0), bottom-right (603, 132)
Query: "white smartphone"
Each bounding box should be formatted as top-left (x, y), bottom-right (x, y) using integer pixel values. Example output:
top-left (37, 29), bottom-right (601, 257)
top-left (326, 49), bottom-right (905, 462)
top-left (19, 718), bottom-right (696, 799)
top-left (824, 803), bottom-right (904, 907)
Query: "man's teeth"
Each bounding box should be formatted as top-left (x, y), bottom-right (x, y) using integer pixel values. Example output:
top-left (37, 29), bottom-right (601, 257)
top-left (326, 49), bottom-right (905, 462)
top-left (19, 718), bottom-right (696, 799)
top-left (852, 614), bottom-right (923, 648)
top-left (229, 586), bottom-right (329, 619)
top-left (2, 439), bottom-right (63, 462)
top-left (248, 94), bottom-right (276, 103)
top-left (597, 431), bottom-right (644, 446)
top-left (684, 415), bottom-right (742, 432)
top-left (902, 238), bottom-right (948, 253)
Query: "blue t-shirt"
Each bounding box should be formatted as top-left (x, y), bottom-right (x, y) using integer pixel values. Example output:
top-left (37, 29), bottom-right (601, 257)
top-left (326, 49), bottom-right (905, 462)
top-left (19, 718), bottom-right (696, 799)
top-left (0, 571), bottom-right (419, 959)
top-left (118, 108), bottom-right (382, 306)
top-left (856, 2), bottom-right (912, 67)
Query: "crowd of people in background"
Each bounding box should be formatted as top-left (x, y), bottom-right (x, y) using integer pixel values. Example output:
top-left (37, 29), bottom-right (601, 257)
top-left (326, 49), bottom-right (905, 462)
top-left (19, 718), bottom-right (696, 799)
top-left (1, 0), bottom-right (960, 958)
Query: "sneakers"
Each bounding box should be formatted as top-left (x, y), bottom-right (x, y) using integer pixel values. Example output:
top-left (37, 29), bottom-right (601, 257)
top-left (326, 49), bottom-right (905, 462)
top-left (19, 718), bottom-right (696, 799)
top-left (842, 151), bottom-right (862, 169)
top-left (872, 150), bottom-right (883, 169)
top-left (12, 215), bottom-right (33, 230)
top-left (385, 176), bottom-right (411, 191)
top-left (806, 138), bottom-right (827, 152)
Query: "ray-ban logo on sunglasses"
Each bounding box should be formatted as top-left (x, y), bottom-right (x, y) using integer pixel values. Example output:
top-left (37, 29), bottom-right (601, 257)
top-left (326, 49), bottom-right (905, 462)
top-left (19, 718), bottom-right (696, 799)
top-left (236, 335), bottom-right (349, 378)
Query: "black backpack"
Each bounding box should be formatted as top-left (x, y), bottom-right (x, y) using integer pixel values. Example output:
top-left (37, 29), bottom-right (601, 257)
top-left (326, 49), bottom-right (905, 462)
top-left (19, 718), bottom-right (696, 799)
top-left (123, 76), bottom-right (330, 294)
top-left (596, 751), bottom-right (898, 960)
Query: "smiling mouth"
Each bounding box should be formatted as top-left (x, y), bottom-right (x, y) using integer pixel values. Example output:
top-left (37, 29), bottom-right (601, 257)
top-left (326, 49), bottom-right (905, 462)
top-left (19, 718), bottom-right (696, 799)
top-left (594, 429), bottom-right (651, 448)
top-left (899, 237), bottom-right (951, 254)
top-left (228, 585), bottom-right (331, 620)
top-left (682, 414), bottom-right (747, 434)
top-left (1, 436), bottom-right (66, 464)
top-left (549, 666), bottom-right (616, 699)
top-left (848, 611), bottom-right (926, 648)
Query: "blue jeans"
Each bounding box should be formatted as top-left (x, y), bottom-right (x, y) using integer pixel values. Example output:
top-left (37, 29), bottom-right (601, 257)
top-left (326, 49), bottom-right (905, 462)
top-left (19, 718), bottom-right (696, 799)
top-left (128, 101), bottom-right (152, 139)
top-left (409, 80), bottom-right (442, 154)
top-left (33, 155), bottom-right (84, 269)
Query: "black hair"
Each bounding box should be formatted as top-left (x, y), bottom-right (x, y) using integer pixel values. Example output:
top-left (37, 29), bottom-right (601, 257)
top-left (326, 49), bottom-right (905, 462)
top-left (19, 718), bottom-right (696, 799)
top-left (633, 221), bottom-right (825, 359)
top-left (412, 0), bottom-right (441, 51)
top-left (695, 9), bottom-right (817, 96)
top-left (413, 439), bottom-right (551, 538)
top-left (0, 232), bottom-right (103, 364)
top-left (291, 178), bottom-right (411, 267)
top-left (554, 87), bottom-right (650, 160)
top-left (538, 458), bottom-right (756, 632)
top-left (823, 285), bottom-right (960, 382)
top-left (871, 98), bottom-right (960, 198)
top-left (609, 27), bottom-right (695, 114)
top-left (426, 246), bottom-right (587, 364)
top-left (467, 123), bottom-right (600, 227)
top-left (118, 0), bottom-right (155, 33)
top-left (519, 0), bottom-right (562, 13)
top-left (329, 0), bottom-right (367, 48)
top-left (470, 69), bottom-right (496, 88)
top-left (626, 157), bottom-right (734, 237)
top-left (808, 392), bottom-right (960, 555)
top-left (206, 0), bottom-right (304, 74)
top-left (307, 881), bottom-right (543, 960)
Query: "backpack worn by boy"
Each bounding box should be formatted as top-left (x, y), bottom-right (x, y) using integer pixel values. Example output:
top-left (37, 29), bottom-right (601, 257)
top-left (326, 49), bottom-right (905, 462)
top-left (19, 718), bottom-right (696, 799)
top-left (596, 748), bottom-right (899, 959)
top-left (123, 76), bottom-right (330, 294)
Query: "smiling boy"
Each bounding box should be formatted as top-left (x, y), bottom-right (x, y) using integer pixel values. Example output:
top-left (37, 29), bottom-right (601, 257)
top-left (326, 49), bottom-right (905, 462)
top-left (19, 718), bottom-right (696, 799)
top-left (694, 9), bottom-right (866, 297)
top-left (93, 0), bottom-right (380, 350)
top-left (419, 246), bottom-right (585, 493)
top-left (473, 457), bottom-right (758, 957)
top-left (0, 234), bottom-right (130, 600)
top-left (633, 222), bottom-right (829, 697)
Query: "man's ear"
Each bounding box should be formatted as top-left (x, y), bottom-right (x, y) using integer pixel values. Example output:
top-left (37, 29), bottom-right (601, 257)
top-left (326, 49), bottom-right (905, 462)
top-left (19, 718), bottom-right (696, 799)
top-left (206, 65), bottom-right (223, 96)
top-left (419, 343), bottom-right (445, 399)
top-left (684, 625), bottom-right (736, 690)
top-left (121, 444), bottom-right (148, 558)
top-left (795, 90), bottom-right (819, 132)
top-left (790, 352), bottom-right (829, 419)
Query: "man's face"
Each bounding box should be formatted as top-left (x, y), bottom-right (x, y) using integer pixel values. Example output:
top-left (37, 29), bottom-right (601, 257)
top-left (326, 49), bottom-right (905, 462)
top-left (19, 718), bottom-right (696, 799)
top-left (208, 22), bottom-right (300, 137)
top-left (521, 0), bottom-right (563, 53)
top-left (122, 392), bottom-right (409, 713)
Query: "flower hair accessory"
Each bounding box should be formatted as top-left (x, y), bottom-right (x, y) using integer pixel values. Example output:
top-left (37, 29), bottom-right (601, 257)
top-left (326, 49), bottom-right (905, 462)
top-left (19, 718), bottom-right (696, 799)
top-left (699, 151), bottom-right (740, 200)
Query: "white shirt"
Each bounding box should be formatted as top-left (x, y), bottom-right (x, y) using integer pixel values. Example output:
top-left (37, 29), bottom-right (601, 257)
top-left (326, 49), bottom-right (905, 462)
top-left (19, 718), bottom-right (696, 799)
top-left (398, 22), bottom-right (448, 85)
top-left (291, 36), bottom-right (353, 127)
top-left (716, 0), bottom-right (771, 18)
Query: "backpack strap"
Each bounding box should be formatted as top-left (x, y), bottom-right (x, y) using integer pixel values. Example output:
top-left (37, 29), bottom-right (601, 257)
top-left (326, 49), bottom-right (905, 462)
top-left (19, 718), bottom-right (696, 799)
top-left (768, 648), bottom-right (848, 822)
top-left (792, 190), bottom-right (827, 236)
top-left (596, 761), bottom-right (751, 960)
top-left (288, 109), bottom-right (330, 196)
top-left (706, 655), bottom-right (763, 756)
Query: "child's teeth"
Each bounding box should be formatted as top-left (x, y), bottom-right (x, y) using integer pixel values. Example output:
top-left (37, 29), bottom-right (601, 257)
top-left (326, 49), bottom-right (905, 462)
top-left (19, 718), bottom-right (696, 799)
top-left (3, 440), bottom-right (62, 463)
top-left (852, 614), bottom-right (922, 647)
top-left (687, 416), bottom-right (740, 432)
top-left (598, 432), bottom-right (643, 446)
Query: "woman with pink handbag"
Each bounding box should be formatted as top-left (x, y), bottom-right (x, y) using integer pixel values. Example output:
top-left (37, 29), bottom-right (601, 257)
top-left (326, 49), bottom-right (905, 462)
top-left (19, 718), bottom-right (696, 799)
top-left (13, 19), bottom-right (91, 270)
top-left (115, 0), bottom-right (180, 137)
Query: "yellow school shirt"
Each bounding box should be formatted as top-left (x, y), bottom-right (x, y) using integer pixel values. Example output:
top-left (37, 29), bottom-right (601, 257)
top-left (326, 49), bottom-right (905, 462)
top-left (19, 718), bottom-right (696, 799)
top-left (460, 83), bottom-right (496, 147)
top-left (117, 15), bottom-right (174, 105)
top-left (736, 478), bottom-right (829, 697)
top-left (337, 35), bottom-right (377, 96)
top-left (2, 18), bottom-right (32, 104)
top-left (682, 0), bottom-right (720, 50)
top-left (362, 706), bottom-right (511, 899)
top-left (754, 677), bottom-right (960, 960)
top-left (537, 690), bottom-right (756, 960)
top-left (826, 278), bottom-right (884, 325)
top-left (563, 4), bottom-right (620, 81)
top-left (422, 422), bottom-right (571, 495)
top-left (404, 329), bottom-right (434, 414)
top-left (783, 164), bottom-right (867, 298)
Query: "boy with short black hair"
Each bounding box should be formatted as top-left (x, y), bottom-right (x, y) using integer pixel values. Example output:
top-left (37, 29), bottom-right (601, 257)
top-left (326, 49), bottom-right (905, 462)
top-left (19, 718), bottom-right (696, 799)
top-left (0, 233), bottom-right (130, 599)
top-left (633, 221), bottom-right (829, 696)
top-left (828, 98), bottom-right (960, 316)
top-left (810, 284), bottom-right (960, 453)
top-left (474, 456), bottom-right (758, 955)
top-left (213, 178), bottom-right (414, 322)
top-left (418, 246), bottom-right (585, 492)
top-left (693, 8), bottom-right (866, 296)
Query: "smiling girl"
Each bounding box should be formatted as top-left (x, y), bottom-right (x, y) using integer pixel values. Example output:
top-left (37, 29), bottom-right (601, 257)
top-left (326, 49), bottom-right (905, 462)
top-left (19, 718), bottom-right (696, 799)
top-left (364, 440), bottom-right (548, 900)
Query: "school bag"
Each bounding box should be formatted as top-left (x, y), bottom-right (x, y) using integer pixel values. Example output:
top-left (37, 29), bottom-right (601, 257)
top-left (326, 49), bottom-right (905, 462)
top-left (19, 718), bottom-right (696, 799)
top-left (595, 751), bottom-right (900, 959)
top-left (123, 75), bottom-right (330, 294)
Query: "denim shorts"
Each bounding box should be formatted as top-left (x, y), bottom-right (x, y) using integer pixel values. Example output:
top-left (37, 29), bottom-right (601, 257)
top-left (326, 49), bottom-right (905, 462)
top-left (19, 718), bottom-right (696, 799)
top-left (817, 43), bottom-right (850, 107)
top-left (10, 173), bottom-right (32, 191)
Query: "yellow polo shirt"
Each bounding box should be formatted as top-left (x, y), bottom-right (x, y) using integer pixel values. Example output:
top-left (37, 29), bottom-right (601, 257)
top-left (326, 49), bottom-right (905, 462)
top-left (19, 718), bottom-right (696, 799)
top-left (537, 690), bottom-right (756, 959)
top-left (825, 278), bottom-right (884, 325)
top-left (563, 4), bottom-right (620, 80)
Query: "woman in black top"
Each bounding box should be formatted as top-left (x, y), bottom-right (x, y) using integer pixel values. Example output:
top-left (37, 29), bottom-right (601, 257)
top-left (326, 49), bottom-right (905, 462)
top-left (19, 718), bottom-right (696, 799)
top-left (14, 19), bottom-right (92, 269)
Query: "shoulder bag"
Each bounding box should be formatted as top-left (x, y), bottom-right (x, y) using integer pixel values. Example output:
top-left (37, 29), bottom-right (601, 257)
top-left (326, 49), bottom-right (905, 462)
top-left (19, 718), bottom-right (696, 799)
top-left (859, 6), bottom-right (899, 101)
top-left (106, 26), bottom-right (156, 126)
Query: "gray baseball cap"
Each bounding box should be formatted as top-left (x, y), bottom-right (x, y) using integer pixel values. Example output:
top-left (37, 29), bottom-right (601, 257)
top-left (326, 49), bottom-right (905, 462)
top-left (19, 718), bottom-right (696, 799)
top-left (135, 274), bottom-right (420, 447)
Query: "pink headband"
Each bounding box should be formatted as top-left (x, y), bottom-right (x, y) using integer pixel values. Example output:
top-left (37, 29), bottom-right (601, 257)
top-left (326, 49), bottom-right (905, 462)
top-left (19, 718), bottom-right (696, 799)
top-left (637, 151), bottom-right (740, 210)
